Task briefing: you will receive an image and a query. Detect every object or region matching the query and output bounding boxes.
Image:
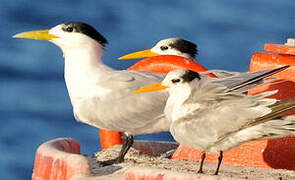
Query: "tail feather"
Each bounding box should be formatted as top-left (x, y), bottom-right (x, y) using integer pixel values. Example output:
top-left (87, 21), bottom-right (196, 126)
top-left (259, 116), bottom-right (295, 139)
top-left (248, 97), bottom-right (295, 127)
top-left (216, 116), bottom-right (295, 151)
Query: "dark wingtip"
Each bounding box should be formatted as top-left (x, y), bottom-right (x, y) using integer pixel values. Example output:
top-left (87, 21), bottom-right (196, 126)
top-left (275, 65), bottom-right (290, 71)
top-left (262, 65), bottom-right (290, 77)
top-left (225, 65), bottom-right (290, 93)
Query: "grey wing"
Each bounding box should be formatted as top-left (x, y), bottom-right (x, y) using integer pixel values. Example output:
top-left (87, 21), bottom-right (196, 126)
top-left (173, 82), bottom-right (278, 150)
top-left (200, 69), bottom-right (241, 78)
top-left (106, 70), bottom-right (165, 83)
top-left (74, 70), bottom-right (169, 135)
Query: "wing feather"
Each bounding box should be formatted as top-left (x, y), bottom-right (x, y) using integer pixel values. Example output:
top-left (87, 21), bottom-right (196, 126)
top-left (171, 79), bottom-right (278, 149)
top-left (74, 70), bottom-right (168, 134)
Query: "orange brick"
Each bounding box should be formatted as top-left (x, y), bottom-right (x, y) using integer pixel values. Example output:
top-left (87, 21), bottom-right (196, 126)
top-left (32, 138), bottom-right (92, 180)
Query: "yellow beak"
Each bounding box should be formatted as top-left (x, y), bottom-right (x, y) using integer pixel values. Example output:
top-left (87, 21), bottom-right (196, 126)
top-left (118, 49), bottom-right (159, 60)
top-left (13, 29), bottom-right (59, 40)
top-left (134, 82), bottom-right (169, 94)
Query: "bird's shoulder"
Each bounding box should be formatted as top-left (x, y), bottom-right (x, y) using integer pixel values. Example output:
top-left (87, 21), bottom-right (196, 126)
top-left (104, 70), bottom-right (164, 83)
top-left (97, 70), bottom-right (164, 90)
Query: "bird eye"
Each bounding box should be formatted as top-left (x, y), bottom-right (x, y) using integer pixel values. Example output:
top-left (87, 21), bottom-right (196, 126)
top-left (160, 46), bottom-right (169, 51)
top-left (65, 27), bottom-right (74, 32)
top-left (171, 79), bottom-right (181, 84)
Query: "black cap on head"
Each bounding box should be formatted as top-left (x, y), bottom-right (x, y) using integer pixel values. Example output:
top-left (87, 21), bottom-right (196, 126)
top-left (63, 22), bottom-right (108, 46)
top-left (170, 39), bottom-right (197, 59)
top-left (181, 70), bottom-right (201, 82)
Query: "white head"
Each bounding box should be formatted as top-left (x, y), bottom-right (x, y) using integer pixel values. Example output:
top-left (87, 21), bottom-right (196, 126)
top-left (13, 22), bottom-right (108, 55)
top-left (151, 38), bottom-right (197, 59)
top-left (134, 69), bottom-right (201, 95)
top-left (162, 69), bottom-right (201, 87)
top-left (119, 38), bottom-right (197, 60)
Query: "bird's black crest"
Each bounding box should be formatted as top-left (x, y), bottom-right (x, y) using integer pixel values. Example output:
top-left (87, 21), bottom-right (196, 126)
top-left (170, 39), bottom-right (197, 59)
top-left (63, 22), bottom-right (108, 46)
top-left (181, 70), bottom-right (201, 82)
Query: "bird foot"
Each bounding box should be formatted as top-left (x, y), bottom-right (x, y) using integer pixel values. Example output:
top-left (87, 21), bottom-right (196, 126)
top-left (99, 157), bottom-right (124, 167)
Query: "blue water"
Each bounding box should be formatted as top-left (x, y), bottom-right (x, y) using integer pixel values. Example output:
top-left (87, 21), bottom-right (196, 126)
top-left (1, 1), bottom-right (295, 179)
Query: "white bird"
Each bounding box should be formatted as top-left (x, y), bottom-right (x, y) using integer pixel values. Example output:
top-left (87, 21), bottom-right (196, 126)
top-left (135, 67), bottom-right (295, 175)
top-left (13, 22), bottom-right (169, 164)
top-left (13, 22), bottom-right (289, 165)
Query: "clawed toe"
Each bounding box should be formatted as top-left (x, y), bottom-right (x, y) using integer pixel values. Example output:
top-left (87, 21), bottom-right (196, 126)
top-left (99, 158), bottom-right (123, 167)
top-left (197, 170), bottom-right (204, 174)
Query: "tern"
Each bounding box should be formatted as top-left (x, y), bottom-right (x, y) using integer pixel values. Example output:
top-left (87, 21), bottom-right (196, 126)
top-left (135, 66), bottom-right (295, 175)
top-left (13, 22), bottom-right (170, 164)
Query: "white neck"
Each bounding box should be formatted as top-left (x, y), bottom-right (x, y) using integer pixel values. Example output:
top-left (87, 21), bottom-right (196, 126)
top-left (165, 84), bottom-right (193, 121)
top-left (61, 41), bottom-right (114, 104)
top-left (63, 42), bottom-right (108, 73)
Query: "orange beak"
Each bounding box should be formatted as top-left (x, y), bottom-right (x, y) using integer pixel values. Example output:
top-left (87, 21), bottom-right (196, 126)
top-left (134, 82), bottom-right (169, 94)
top-left (119, 49), bottom-right (159, 60)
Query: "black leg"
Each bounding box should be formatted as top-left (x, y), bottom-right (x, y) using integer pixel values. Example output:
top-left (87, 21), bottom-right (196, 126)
top-left (214, 151), bottom-right (223, 175)
top-left (197, 151), bottom-right (206, 173)
top-left (116, 133), bottom-right (134, 163)
top-left (101, 133), bottom-right (134, 166)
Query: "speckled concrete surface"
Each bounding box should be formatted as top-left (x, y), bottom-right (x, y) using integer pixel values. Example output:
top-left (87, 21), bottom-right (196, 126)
top-left (75, 141), bottom-right (295, 180)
